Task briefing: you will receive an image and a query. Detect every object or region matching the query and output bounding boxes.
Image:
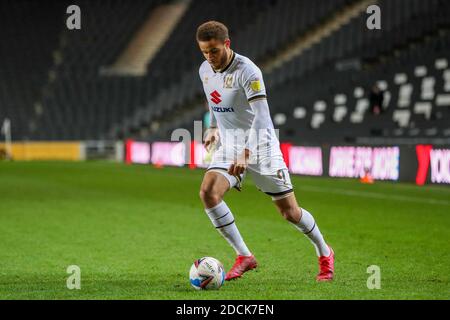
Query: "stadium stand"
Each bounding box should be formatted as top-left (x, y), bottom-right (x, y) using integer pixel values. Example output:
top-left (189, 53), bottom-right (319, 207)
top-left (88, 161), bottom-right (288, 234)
top-left (264, 0), bottom-right (450, 144)
top-left (0, 0), bottom-right (66, 140)
top-left (0, 0), bottom-right (449, 146)
top-left (121, 0), bottom-right (361, 140)
top-left (35, 0), bottom-right (164, 140)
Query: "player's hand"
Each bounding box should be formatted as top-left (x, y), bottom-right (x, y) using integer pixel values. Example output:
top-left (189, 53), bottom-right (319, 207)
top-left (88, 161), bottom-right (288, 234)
top-left (204, 127), bottom-right (219, 152)
top-left (228, 149), bottom-right (250, 176)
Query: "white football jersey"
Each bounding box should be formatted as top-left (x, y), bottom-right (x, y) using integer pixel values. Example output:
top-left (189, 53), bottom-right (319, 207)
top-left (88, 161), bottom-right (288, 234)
top-left (199, 52), bottom-right (281, 159)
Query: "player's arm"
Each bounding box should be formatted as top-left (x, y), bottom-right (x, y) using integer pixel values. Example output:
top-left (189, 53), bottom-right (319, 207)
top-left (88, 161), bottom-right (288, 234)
top-left (228, 97), bottom-right (273, 176)
top-left (246, 97), bottom-right (274, 152)
top-left (228, 67), bottom-right (271, 176)
top-left (199, 65), bottom-right (219, 152)
top-left (204, 105), bottom-right (219, 152)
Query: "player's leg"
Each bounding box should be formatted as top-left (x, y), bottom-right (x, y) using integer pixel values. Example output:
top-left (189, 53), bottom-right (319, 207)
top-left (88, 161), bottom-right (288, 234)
top-left (273, 193), bottom-right (330, 254)
top-left (199, 169), bottom-right (257, 280)
top-left (273, 192), bottom-right (334, 282)
top-left (249, 161), bottom-right (334, 281)
top-left (199, 170), bottom-right (229, 208)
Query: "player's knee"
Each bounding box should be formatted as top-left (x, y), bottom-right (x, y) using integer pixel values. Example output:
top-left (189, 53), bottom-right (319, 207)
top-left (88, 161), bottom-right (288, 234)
top-left (199, 188), bottom-right (222, 207)
top-left (279, 207), bottom-right (300, 224)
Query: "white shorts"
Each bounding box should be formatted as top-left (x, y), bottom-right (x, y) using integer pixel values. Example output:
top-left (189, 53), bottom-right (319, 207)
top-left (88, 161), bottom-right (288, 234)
top-left (206, 147), bottom-right (294, 200)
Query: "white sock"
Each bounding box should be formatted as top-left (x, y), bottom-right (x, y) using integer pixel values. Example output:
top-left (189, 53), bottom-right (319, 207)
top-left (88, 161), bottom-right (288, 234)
top-left (205, 201), bottom-right (252, 257)
top-left (292, 208), bottom-right (330, 257)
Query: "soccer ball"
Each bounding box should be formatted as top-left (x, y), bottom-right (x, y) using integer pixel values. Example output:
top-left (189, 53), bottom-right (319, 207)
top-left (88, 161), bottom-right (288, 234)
top-left (189, 257), bottom-right (225, 290)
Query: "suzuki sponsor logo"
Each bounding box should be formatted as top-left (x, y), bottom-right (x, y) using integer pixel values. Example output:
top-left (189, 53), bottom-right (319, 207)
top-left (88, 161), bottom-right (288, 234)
top-left (210, 90), bottom-right (222, 104)
top-left (212, 106), bottom-right (234, 112)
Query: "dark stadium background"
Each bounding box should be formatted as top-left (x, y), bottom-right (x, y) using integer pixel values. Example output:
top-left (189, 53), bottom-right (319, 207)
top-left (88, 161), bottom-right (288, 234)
top-left (1, 0), bottom-right (449, 184)
top-left (0, 0), bottom-right (449, 300)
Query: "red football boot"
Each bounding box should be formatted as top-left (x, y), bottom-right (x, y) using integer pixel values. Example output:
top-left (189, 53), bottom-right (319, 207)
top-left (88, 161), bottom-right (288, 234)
top-left (316, 246), bottom-right (334, 282)
top-left (225, 255), bottom-right (258, 281)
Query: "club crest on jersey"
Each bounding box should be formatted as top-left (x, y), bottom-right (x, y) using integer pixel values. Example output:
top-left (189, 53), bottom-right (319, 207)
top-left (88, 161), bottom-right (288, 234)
top-left (250, 80), bottom-right (261, 92)
top-left (210, 90), bottom-right (222, 104)
top-left (223, 74), bottom-right (234, 88)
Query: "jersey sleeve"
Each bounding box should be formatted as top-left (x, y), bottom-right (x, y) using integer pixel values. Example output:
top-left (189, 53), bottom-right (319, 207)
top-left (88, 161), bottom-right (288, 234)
top-left (240, 64), bottom-right (267, 102)
top-left (198, 63), bottom-right (204, 80)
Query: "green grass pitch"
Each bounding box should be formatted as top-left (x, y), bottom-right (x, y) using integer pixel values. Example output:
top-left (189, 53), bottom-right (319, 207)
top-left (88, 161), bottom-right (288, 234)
top-left (0, 161), bottom-right (448, 299)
